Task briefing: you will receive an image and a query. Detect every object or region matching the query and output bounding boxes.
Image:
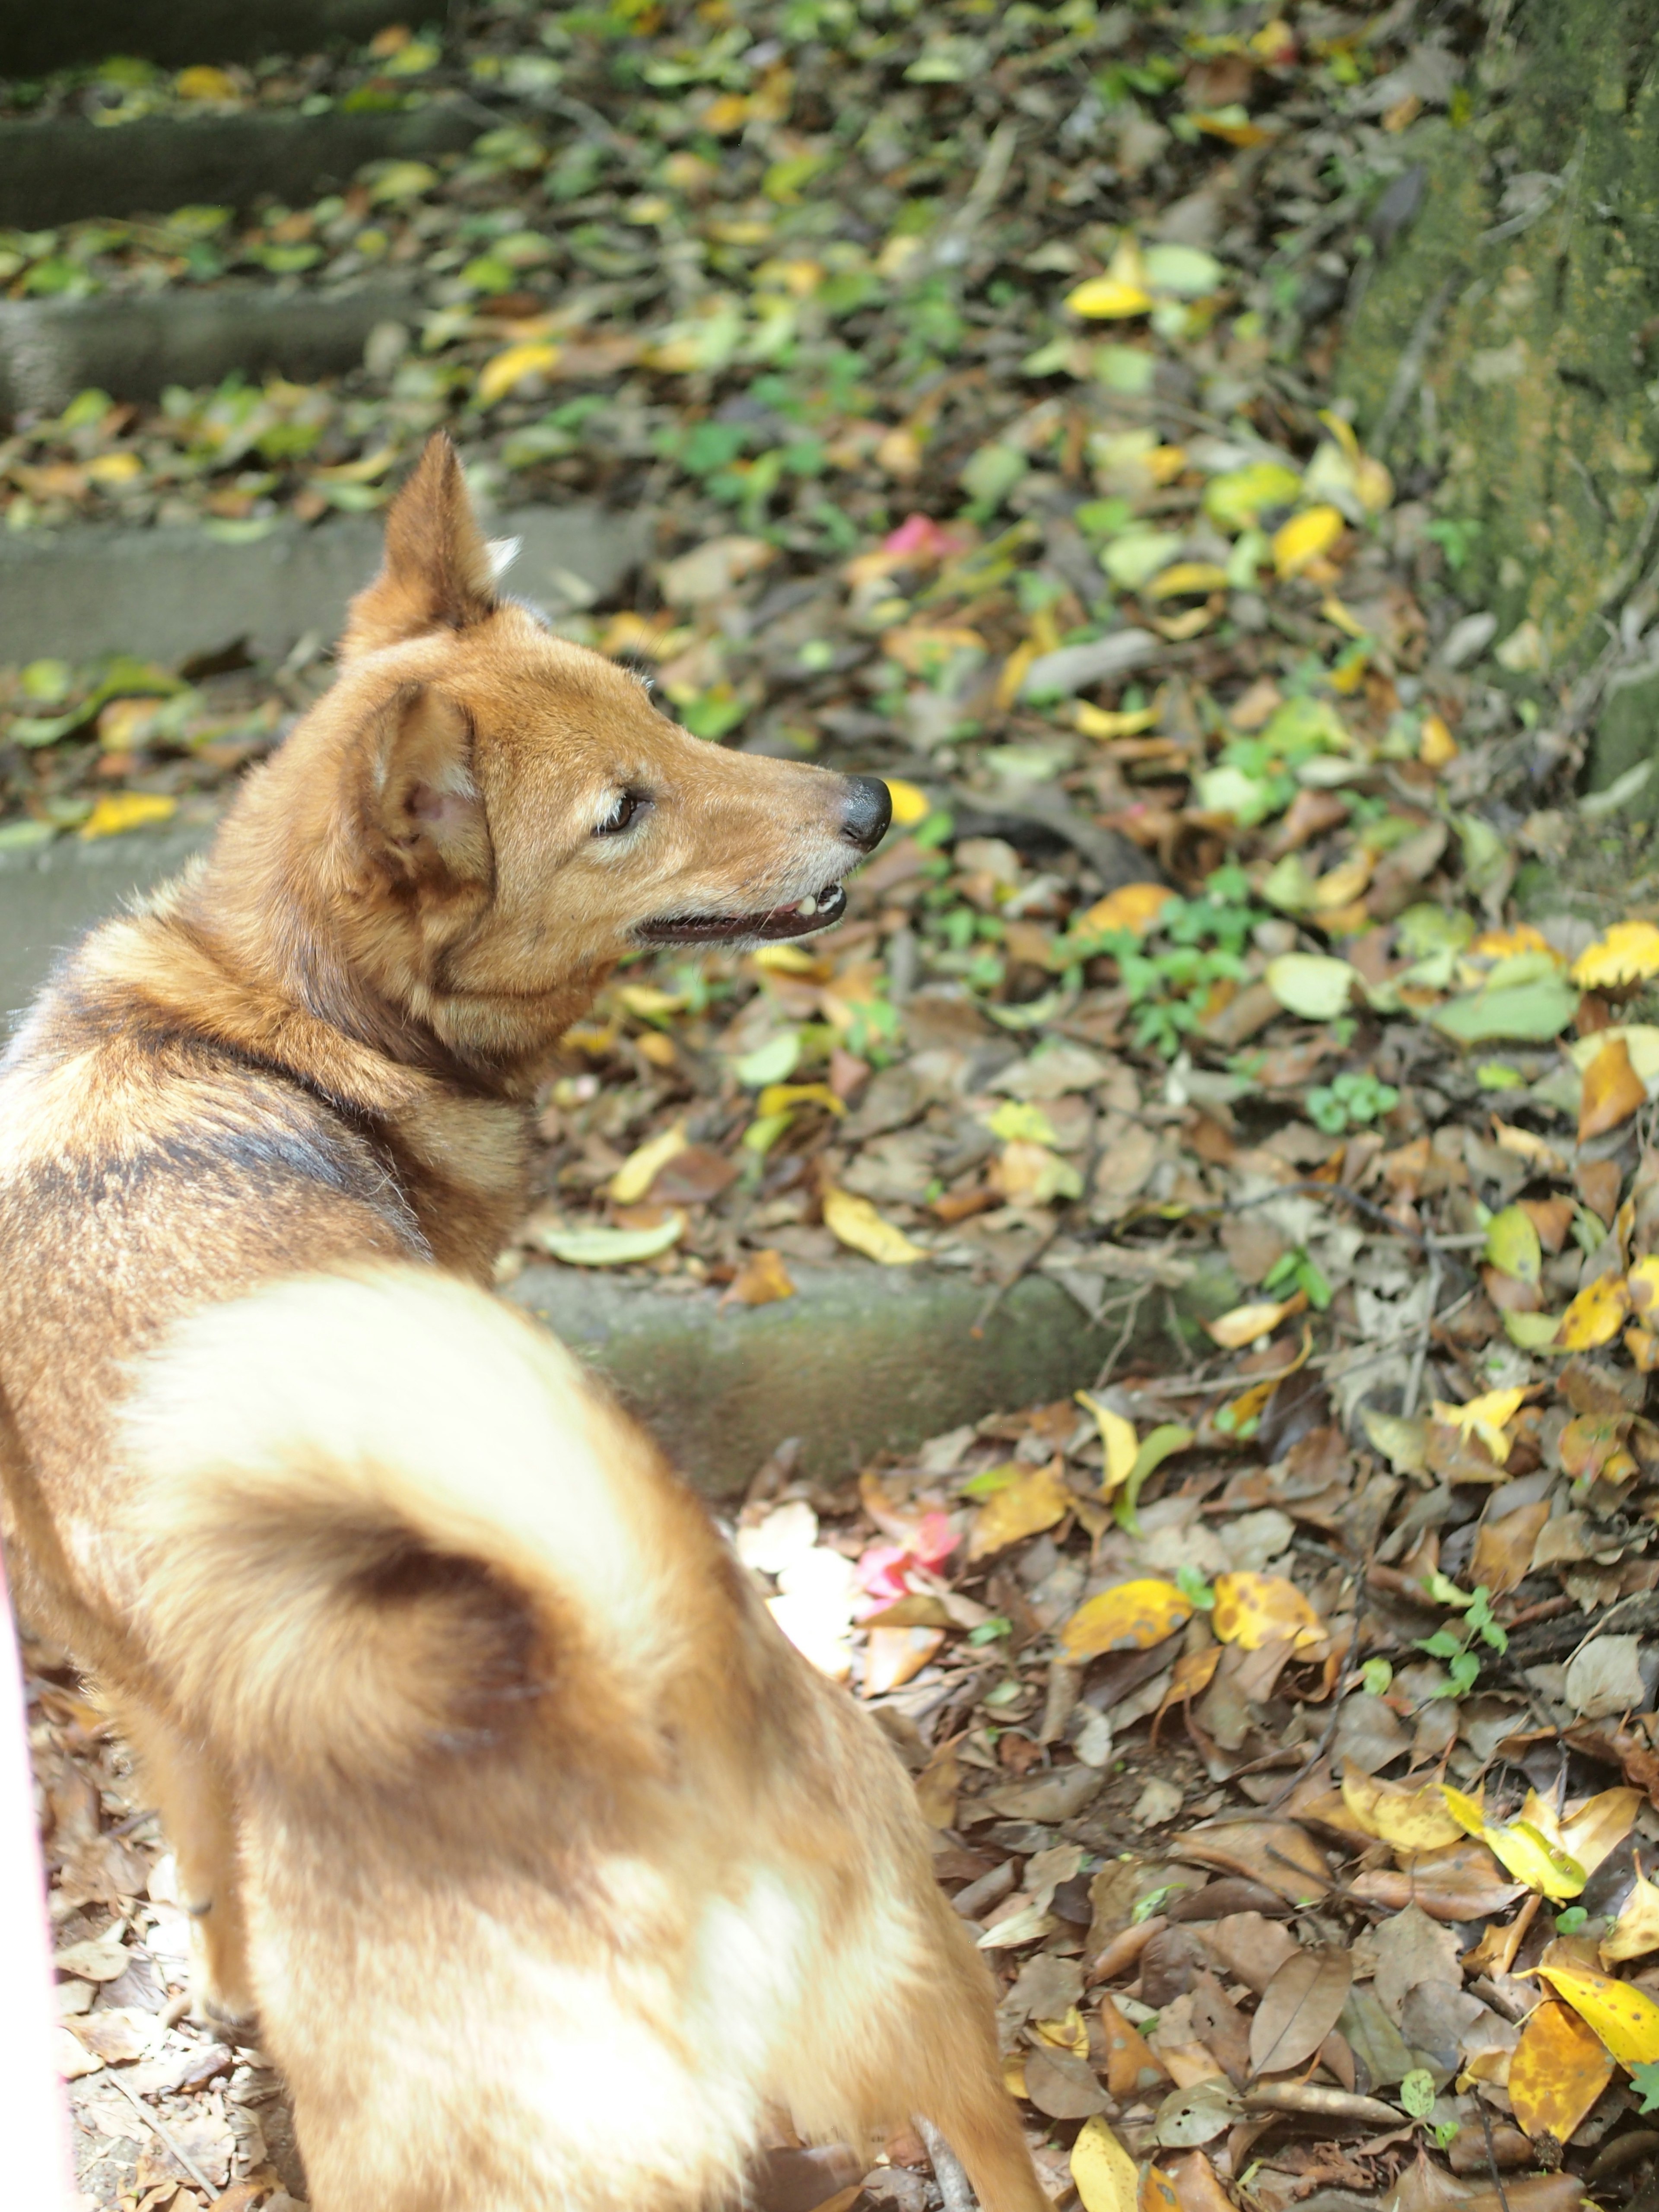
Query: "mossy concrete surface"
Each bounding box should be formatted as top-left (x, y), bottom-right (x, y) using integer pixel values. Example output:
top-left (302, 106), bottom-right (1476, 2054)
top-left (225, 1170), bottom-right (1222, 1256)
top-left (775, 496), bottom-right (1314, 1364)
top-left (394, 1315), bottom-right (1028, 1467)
top-left (0, 1), bottom-right (407, 77)
top-left (1336, 0), bottom-right (1659, 790)
top-left (506, 1259), bottom-right (1233, 1497)
top-left (0, 104), bottom-right (482, 230)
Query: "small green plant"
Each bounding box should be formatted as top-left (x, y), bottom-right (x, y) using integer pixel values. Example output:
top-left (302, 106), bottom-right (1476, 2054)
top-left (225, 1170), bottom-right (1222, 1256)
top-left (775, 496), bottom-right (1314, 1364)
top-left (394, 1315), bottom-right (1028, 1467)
top-left (1306, 1068), bottom-right (1400, 1133)
top-left (1423, 515), bottom-right (1483, 573)
top-left (1554, 1905), bottom-right (1589, 1935)
top-left (1262, 1246), bottom-right (1333, 1310)
top-left (1175, 1564), bottom-right (1216, 1610)
top-left (1418, 1578), bottom-right (1507, 1698)
top-left (1058, 864), bottom-right (1263, 1057)
top-left (966, 1616), bottom-right (1012, 1646)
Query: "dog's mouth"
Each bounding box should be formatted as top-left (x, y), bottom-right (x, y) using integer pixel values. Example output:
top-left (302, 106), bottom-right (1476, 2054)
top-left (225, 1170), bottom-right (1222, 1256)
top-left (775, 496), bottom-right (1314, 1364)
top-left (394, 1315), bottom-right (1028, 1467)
top-left (636, 881), bottom-right (847, 946)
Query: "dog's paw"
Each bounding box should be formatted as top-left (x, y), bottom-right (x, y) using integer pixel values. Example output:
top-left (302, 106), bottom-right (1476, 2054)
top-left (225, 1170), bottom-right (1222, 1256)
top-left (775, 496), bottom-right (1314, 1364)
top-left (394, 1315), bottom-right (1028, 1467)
top-left (184, 1906), bottom-right (260, 2043)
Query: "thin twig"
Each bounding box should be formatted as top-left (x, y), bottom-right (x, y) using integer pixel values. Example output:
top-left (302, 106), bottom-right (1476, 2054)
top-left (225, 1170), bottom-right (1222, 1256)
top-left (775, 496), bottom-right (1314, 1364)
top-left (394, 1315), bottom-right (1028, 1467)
top-left (916, 2117), bottom-right (979, 2212)
top-left (101, 2068), bottom-right (218, 2197)
top-left (1403, 1251), bottom-right (1444, 1421)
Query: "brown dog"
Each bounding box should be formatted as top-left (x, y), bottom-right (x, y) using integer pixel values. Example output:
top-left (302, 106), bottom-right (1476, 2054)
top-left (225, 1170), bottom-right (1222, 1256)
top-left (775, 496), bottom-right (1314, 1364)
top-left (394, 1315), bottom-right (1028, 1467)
top-left (0, 439), bottom-right (1046, 2207)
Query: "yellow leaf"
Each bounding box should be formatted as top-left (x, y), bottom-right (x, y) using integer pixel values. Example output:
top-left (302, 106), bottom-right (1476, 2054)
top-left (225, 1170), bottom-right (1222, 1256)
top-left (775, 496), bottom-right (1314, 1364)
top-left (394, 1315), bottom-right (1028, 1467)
top-left (79, 792), bottom-right (177, 839)
top-left (1144, 444), bottom-right (1189, 486)
top-left (309, 444), bottom-right (399, 485)
top-left (1339, 1770), bottom-right (1465, 1852)
top-left (996, 640), bottom-right (1040, 710)
top-left (477, 340), bottom-right (562, 407)
top-left (1432, 1386), bottom-right (1526, 1464)
top-left (1211, 1572), bottom-right (1325, 1652)
top-left (750, 942), bottom-right (823, 975)
top-left (1205, 1295), bottom-right (1302, 1349)
top-left (1509, 1999), bottom-right (1615, 2141)
top-left (822, 1185), bottom-right (926, 1266)
top-left (616, 982), bottom-right (685, 1020)
top-left (1061, 1577), bottom-right (1192, 1658)
top-left (1559, 1789), bottom-right (1642, 1879)
top-left (1319, 594), bottom-right (1368, 639)
top-left (756, 1082), bottom-right (844, 1118)
top-left (1140, 2168), bottom-right (1181, 2212)
top-left (1077, 882), bottom-right (1179, 938)
top-left (1075, 702), bottom-right (1160, 740)
top-left (1076, 1390), bottom-right (1138, 1496)
top-left (1272, 505), bottom-right (1344, 577)
top-left (175, 65), bottom-right (239, 99)
top-left (1420, 712), bottom-right (1458, 767)
top-left (85, 451), bottom-right (143, 485)
top-left (1144, 562), bottom-right (1230, 600)
top-left (967, 1460), bottom-right (1072, 1562)
top-left (1071, 2116), bottom-right (1140, 2212)
top-left (608, 1122), bottom-right (688, 1205)
top-left (1603, 1867), bottom-right (1659, 1964)
top-left (1580, 1036), bottom-right (1647, 1140)
top-left (1312, 851), bottom-right (1373, 910)
top-left (863, 1624), bottom-right (945, 1696)
top-left (884, 777), bottom-right (930, 827)
top-left (1065, 278), bottom-right (1154, 319)
top-left (1571, 920), bottom-right (1659, 990)
top-left (1443, 1788), bottom-right (1587, 1901)
top-left (1557, 1273), bottom-right (1630, 1352)
top-left (1533, 1962), bottom-right (1659, 2068)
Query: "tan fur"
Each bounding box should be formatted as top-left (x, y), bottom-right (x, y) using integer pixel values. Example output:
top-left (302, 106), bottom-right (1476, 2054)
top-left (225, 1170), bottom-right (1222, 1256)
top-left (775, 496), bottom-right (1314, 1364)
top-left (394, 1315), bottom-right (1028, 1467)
top-left (0, 443), bottom-right (1042, 2208)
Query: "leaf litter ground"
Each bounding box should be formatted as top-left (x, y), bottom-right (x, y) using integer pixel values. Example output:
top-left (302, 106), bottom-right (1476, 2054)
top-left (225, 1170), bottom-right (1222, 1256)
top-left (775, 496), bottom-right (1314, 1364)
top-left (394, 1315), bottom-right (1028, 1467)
top-left (22, 6), bottom-right (1659, 2212)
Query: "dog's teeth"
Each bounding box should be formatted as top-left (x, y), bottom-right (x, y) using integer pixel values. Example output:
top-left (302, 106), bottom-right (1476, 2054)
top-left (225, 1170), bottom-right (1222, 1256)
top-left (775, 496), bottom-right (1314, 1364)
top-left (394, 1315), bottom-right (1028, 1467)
top-left (798, 896), bottom-right (817, 917)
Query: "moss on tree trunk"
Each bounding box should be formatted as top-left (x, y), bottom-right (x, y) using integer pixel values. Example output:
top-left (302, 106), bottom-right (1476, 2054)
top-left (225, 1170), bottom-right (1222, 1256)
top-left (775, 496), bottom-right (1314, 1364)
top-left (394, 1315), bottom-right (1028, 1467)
top-left (1337, 0), bottom-right (1659, 794)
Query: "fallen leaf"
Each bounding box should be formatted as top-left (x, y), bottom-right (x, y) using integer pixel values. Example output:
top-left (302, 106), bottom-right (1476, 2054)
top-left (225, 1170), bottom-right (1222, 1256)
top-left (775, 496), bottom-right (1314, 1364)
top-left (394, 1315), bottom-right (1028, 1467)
top-left (1026, 2047), bottom-right (1111, 2117)
top-left (1140, 2166), bottom-right (1182, 2212)
top-left (1580, 1035), bottom-right (1648, 1139)
top-left (1153, 2080), bottom-right (1241, 2148)
top-left (822, 1186), bottom-right (926, 1265)
top-left (1509, 1998), bottom-right (1615, 2141)
top-left (1431, 1386), bottom-right (1527, 1463)
top-left (1067, 278), bottom-right (1154, 319)
top-left (1571, 921), bottom-right (1659, 990)
top-left (862, 1624), bottom-right (944, 1696)
top-left (1340, 1770), bottom-right (1465, 1852)
top-left (477, 339), bottom-right (562, 406)
top-left (1062, 1579), bottom-right (1193, 1658)
top-left (1264, 952), bottom-right (1357, 1020)
top-left (1072, 2116), bottom-right (1141, 2212)
top-left (80, 793), bottom-right (178, 839)
top-left (968, 1460), bottom-right (1072, 1561)
top-left (1205, 1296), bottom-right (1304, 1349)
top-left (1077, 1391), bottom-right (1139, 1495)
top-left (1485, 1203), bottom-right (1543, 1285)
top-left (1172, 1821), bottom-right (1330, 1904)
top-left (721, 1247), bottom-right (797, 1306)
top-left (1532, 1960), bottom-right (1659, 2067)
top-left (610, 1120), bottom-right (689, 1204)
top-left (532, 1214), bottom-right (685, 1266)
top-left (1371, 1904), bottom-right (1462, 2025)
top-left (51, 1935), bottom-right (132, 1982)
top-left (1272, 505), bottom-right (1344, 576)
top-left (1248, 1943), bottom-right (1353, 2076)
top-left (1349, 1838), bottom-right (1526, 1920)
top-left (1077, 883), bottom-right (1180, 938)
top-left (884, 778), bottom-right (930, 826)
top-left (913, 1736), bottom-right (960, 1829)
top-left (1100, 1993), bottom-right (1174, 2098)
top-left (1211, 1572), bottom-right (1325, 1652)
top-left (1557, 1274), bottom-right (1630, 1351)
top-left (1603, 1865), bottom-right (1659, 1964)
top-left (1443, 1787), bottom-right (1589, 1901)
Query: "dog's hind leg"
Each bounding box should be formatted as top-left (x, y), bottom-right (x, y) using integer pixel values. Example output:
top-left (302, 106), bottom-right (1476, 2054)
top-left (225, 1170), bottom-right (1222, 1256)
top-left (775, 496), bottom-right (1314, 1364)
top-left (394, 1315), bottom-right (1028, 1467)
top-left (115, 1697), bottom-right (258, 2036)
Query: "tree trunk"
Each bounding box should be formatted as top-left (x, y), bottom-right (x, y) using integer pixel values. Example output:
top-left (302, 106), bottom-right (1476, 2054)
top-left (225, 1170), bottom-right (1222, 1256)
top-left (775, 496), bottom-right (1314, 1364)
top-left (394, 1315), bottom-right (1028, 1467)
top-left (1336, 0), bottom-right (1659, 799)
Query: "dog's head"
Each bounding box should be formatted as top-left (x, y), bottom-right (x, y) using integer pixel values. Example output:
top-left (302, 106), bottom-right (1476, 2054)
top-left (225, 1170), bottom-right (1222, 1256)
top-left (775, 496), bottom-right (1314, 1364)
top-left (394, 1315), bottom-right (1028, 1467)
top-left (232, 435), bottom-right (891, 1073)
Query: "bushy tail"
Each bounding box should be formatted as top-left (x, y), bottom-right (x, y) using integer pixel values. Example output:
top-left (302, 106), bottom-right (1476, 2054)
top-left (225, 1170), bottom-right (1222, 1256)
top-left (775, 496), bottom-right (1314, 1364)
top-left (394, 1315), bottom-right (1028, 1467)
top-left (121, 1265), bottom-right (690, 1787)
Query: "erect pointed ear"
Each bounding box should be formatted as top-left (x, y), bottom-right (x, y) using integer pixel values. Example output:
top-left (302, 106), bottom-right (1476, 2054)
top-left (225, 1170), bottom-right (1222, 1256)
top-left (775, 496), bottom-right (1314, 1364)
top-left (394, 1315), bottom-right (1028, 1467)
top-left (339, 433), bottom-right (497, 659)
top-left (367, 685), bottom-right (493, 890)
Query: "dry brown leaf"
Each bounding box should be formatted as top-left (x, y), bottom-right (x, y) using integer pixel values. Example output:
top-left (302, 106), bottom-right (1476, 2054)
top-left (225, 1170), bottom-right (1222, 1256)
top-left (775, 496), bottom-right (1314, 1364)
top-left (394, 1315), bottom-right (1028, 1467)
top-left (1247, 1943), bottom-right (1352, 2075)
top-left (966, 1459), bottom-right (1071, 1561)
top-left (1100, 1993), bottom-right (1173, 2099)
top-left (1350, 1837), bottom-right (1526, 1920)
top-left (861, 1624), bottom-right (944, 1696)
top-left (913, 1736), bottom-right (960, 1830)
top-left (1171, 1821), bottom-right (1330, 1905)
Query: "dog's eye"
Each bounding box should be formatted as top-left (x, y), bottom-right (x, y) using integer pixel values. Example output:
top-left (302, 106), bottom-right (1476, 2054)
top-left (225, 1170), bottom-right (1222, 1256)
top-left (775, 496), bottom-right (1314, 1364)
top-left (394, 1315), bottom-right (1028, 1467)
top-left (593, 790), bottom-right (646, 837)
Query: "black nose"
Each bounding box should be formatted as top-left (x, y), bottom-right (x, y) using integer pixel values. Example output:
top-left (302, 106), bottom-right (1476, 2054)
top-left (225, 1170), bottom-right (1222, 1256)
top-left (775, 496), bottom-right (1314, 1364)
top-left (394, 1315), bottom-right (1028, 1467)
top-left (841, 775), bottom-right (892, 854)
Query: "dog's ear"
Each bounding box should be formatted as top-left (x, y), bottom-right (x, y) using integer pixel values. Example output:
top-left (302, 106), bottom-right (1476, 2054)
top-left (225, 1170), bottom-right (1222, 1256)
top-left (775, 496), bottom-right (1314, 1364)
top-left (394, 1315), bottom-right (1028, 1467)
top-left (366, 685), bottom-right (492, 890)
top-left (340, 433), bottom-right (497, 658)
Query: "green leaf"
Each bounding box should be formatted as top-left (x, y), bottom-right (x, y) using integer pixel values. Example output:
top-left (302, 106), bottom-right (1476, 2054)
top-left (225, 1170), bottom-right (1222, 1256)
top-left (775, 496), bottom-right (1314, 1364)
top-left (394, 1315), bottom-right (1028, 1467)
top-left (1399, 2069), bottom-right (1436, 2120)
top-left (1264, 953), bottom-right (1358, 1021)
top-left (1632, 2061), bottom-right (1659, 2115)
top-left (534, 1217), bottom-right (685, 1266)
top-left (1175, 1564), bottom-right (1215, 1610)
top-left (733, 1031), bottom-right (801, 1087)
top-left (1484, 1204), bottom-right (1542, 1285)
top-left (1117, 1424), bottom-right (1195, 1534)
top-left (1432, 976), bottom-right (1580, 1044)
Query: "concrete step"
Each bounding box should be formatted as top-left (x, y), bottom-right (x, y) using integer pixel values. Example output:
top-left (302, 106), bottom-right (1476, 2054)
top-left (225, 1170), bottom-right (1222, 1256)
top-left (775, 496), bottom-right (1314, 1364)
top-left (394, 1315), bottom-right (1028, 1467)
top-left (0, 499), bottom-right (649, 665)
top-left (0, 1), bottom-right (405, 79)
top-left (0, 102), bottom-right (482, 230)
top-left (0, 277), bottom-right (423, 416)
top-left (506, 1261), bottom-right (1191, 1495)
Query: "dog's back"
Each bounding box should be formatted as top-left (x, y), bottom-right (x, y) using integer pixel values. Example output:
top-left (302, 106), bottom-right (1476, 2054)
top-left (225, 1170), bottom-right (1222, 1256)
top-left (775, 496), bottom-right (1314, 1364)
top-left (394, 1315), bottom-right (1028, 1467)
top-left (119, 1268), bottom-right (1043, 2212)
